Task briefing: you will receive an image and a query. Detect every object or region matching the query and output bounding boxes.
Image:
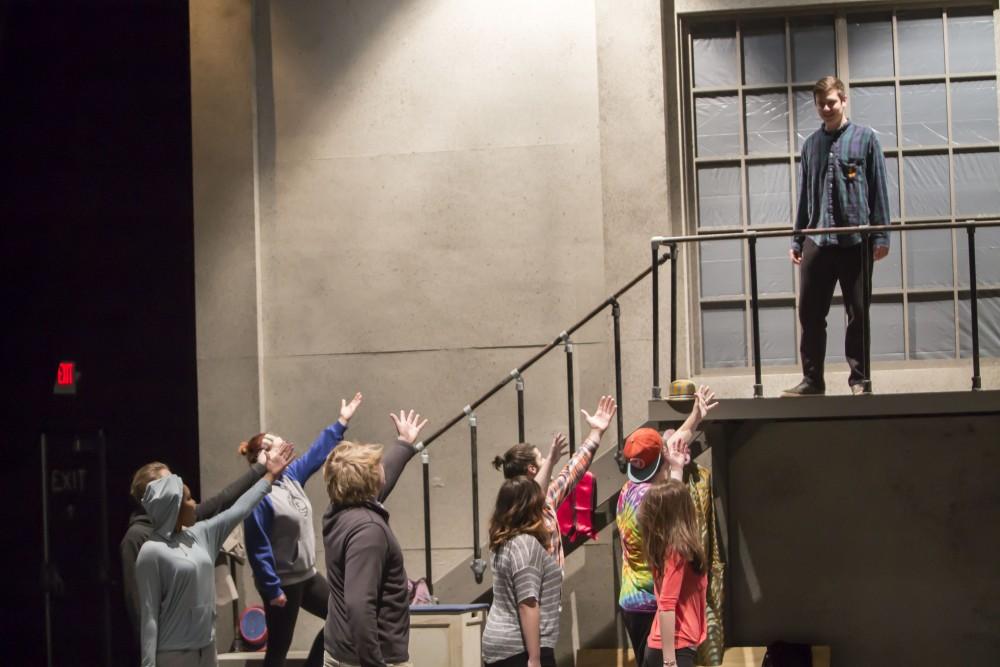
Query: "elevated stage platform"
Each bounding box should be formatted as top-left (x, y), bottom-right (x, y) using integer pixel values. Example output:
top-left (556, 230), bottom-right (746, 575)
top-left (648, 389), bottom-right (1000, 424)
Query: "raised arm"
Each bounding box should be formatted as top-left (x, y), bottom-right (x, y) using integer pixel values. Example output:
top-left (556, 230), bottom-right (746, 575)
top-left (194, 462), bottom-right (266, 521)
top-left (534, 433), bottom-right (567, 490)
top-left (284, 392), bottom-right (362, 484)
top-left (664, 386), bottom-right (717, 482)
top-left (135, 551), bottom-right (160, 667)
top-left (380, 409), bottom-right (428, 501)
top-left (194, 443), bottom-right (294, 555)
top-left (547, 396), bottom-right (616, 509)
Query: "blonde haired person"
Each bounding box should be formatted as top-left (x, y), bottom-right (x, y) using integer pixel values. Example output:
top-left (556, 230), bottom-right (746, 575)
top-left (321, 410), bottom-right (429, 667)
top-left (637, 479), bottom-right (708, 667)
top-left (241, 392), bottom-right (363, 667)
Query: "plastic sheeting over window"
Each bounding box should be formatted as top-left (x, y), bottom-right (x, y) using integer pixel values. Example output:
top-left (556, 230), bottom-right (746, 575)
top-left (951, 80), bottom-right (999, 145)
top-left (745, 93), bottom-right (789, 154)
top-left (906, 228), bottom-right (954, 288)
top-left (948, 13), bottom-right (996, 74)
top-left (872, 231), bottom-right (902, 290)
top-left (693, 30), bottom-right (737, 88)
top-left (904, 154), bottom-right (951, 218)
top-left (697, 165), bottom-right (742, 228)
top-left (702, 307), bottom-right (747, 368)
top-left (759, 305), bottom-right (797, 365)
top-left (755, 236), bottom-right (794, 295)
top-left (909, 298), bottom-right (956, 359)
top-left (748, 162), bottom-right (790, 225)
top-left (790, 22), bottom-right (835, 83)
top-left (960, 297), bottom-right (1000, 358)
top-left (898, 14), bottom-right (945, 77)
top-left (957, 227), bottom-right (1000, 287)
top-left (743, 27), bottom-right (786, 85)
top-left (901, 83), bottom-right (948, 147)
top-left (954, 152), bottom-right (1000, 217)
top-left (696, 95), bottom-right (740, 157)
top-left (848, 18), bottom-right (894, 79)
top-left (699, 239), bottom-right (744, 297)
top-left (884, 156), bottom-right (901, 220)
top-left (870, 300), bottom-right (905, 361)
top-left (851, 85), bottom-right (897, 148)
top-left (794, 90), bottom-right (817, 151)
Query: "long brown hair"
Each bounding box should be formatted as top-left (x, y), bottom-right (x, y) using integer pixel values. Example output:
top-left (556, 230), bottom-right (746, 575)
top-left (638, 479), bottom-right (706, 577)
top-left (492, 443), bottom-right (537, 479)
top-left (488, 476), bottom-right (549, 551)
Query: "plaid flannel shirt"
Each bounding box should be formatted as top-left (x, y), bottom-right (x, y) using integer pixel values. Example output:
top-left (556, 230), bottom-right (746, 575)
top-left (543, 436), bottom-right (600, 568)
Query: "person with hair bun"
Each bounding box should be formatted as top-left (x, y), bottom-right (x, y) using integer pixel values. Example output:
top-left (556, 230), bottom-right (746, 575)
top-left (637, 479), bottom-right (708, 667)
top-left (494, 395), bottom-right (617, 568)
top-left (121, 451), bottom-right (276, 651)
top-left (481, 476), bottom-right (563, 667)
top-left (242, 392), bottom-right (363, 667)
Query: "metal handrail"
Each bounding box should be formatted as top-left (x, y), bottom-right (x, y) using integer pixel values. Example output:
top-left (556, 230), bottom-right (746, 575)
top-left (651, 219), bottom-right (1000, 396)
top-left (416, 252), bottom-right (671, 590)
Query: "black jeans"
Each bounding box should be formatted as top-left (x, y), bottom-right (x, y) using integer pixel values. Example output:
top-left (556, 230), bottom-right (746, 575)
top-left (642, 646), bottom-right (696, 667)
top-left (486, 647), bottom-right (557, 667)
top-left (798, 238), bottom-right (873, 388)
top-left (622, 610), bottom-right (655, 664)
top-left (262, 572), bottom-right (329, 667)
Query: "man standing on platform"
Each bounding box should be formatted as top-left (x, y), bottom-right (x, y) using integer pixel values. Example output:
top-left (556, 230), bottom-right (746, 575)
top-left (783, 75), bottom-right (892, 397)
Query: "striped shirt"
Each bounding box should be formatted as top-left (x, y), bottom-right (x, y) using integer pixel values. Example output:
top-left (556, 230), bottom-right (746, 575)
top-left (544, 437), bottom-right (600, 567)
top-left (482, 534), bottom-right (563, 664)
top-left (793, 121), bottom-right (891, 252)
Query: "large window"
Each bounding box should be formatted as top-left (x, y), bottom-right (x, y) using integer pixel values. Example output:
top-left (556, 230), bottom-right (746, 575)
top-left (684, 8), bottom-right (1000, 370)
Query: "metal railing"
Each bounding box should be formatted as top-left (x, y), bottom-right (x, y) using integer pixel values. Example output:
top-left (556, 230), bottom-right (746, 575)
top-left (414, 253), bottom-right (671, 590)
top-left (651, 220), bottom-right (1000, 398)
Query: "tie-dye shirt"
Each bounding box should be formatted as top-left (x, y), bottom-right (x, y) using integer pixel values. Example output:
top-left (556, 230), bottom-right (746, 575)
top-left (616, 480), bottom-right (656, 612)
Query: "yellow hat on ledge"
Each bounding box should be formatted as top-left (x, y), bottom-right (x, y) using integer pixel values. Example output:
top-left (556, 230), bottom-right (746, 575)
top-left (667, 379), bottom-right (697, 401)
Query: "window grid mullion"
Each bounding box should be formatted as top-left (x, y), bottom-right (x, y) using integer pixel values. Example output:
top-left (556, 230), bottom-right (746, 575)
top-left (891, 10), bottom-right (913, 361)
top-left (943, 8), bottom-right (962, 360)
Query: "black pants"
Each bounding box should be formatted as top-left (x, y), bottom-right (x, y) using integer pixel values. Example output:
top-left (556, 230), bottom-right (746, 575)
top-left (262, 572), bottom-right (329, 667)
top-left (642, 646), bottom-right (696, 667)
top-left (798, 238), bottom-right (873, 388)
top-left (486, 647), bottom-right (557, 667)
top-left (622, 610), bottom-right (655, 664)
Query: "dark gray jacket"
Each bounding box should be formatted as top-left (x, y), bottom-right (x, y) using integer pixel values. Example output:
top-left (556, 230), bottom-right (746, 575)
top-left (322, 440), bottom-right (415, 667)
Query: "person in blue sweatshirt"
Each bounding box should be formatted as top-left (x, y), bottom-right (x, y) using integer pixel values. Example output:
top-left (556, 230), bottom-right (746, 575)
top-left (135, 442), bottom-right (295, 667)
top-left (242, 392), bottom-right (363, 667)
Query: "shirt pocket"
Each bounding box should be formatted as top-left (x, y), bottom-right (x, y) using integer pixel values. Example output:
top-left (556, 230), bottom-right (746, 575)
top-left (838, 157), bottom-right (867, 224)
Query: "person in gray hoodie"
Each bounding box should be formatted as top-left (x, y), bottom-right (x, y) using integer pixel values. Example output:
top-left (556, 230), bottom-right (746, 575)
top-left (134, 442), bottom-right (294, 667)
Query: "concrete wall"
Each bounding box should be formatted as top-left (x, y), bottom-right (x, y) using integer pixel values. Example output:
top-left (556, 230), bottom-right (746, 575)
top-left (190, 0), bottom-right (999, 661)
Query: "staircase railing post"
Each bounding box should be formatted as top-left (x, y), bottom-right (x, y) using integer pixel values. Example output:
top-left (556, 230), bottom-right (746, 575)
top-left (967, 223), bottom-right (982, 390)
top-left (861, 230), bottom-right (873, 394)
top-left (563, 333), bottom-right (577, 454)
top-left (747, 233), bottom-right (764, 398)
top-left (512, 370), bottom-right (526, 442)
top-left (651, 240), bottom-right (661, 399)
top-left (670, 242), bottom-right (678, 384)
top-left (610, 298), bottom-right (626, 472)
top-left (465, 407), bottom-right (486, 583)
top-left (419, 445), bottom-right (434, 595)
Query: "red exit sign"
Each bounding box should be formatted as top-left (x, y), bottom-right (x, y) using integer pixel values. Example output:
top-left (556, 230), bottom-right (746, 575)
top-left (53, 361), bottom-right (77, 395)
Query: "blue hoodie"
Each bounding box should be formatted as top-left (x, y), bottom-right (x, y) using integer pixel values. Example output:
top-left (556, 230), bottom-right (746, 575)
top-left (135, 474), bottom-right (271, 666)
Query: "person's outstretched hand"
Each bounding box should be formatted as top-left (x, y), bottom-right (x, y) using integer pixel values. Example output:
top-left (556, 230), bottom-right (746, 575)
top-left (339, 392), bottom-right (363, 425)
top-left (581, 395), bottom-right (617, 435)
top-left (547, 433), bottom-right (568, 464)
top-left (390, 409), bottom-right (429, 445)
top-left (264, 441), bottom-right (295, 481)
top-left (694, 385), bottom-right (719, 420)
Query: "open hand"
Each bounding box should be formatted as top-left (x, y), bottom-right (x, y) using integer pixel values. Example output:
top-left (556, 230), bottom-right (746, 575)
top-left (265, 441), bottom-right (295, 478)
top-left (339, 392), bottom-right (363, 424)
top-left (390, 409), bottom-right (429, 445)
top-left (547, 433), bottom-right (568, 463)
top-left (663, 432), bottom-right (691, 471)
top-left (694, 385), bottom-right (718, 420)
top-left (581, 395), bottom-right (617, 434)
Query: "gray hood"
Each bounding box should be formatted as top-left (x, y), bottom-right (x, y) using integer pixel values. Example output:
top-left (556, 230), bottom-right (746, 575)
top-left (141, 474), bottom-right (183, 540)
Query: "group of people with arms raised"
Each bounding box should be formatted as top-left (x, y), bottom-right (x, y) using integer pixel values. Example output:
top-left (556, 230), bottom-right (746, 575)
top-left (120, 385), bottom-right (719, 667)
